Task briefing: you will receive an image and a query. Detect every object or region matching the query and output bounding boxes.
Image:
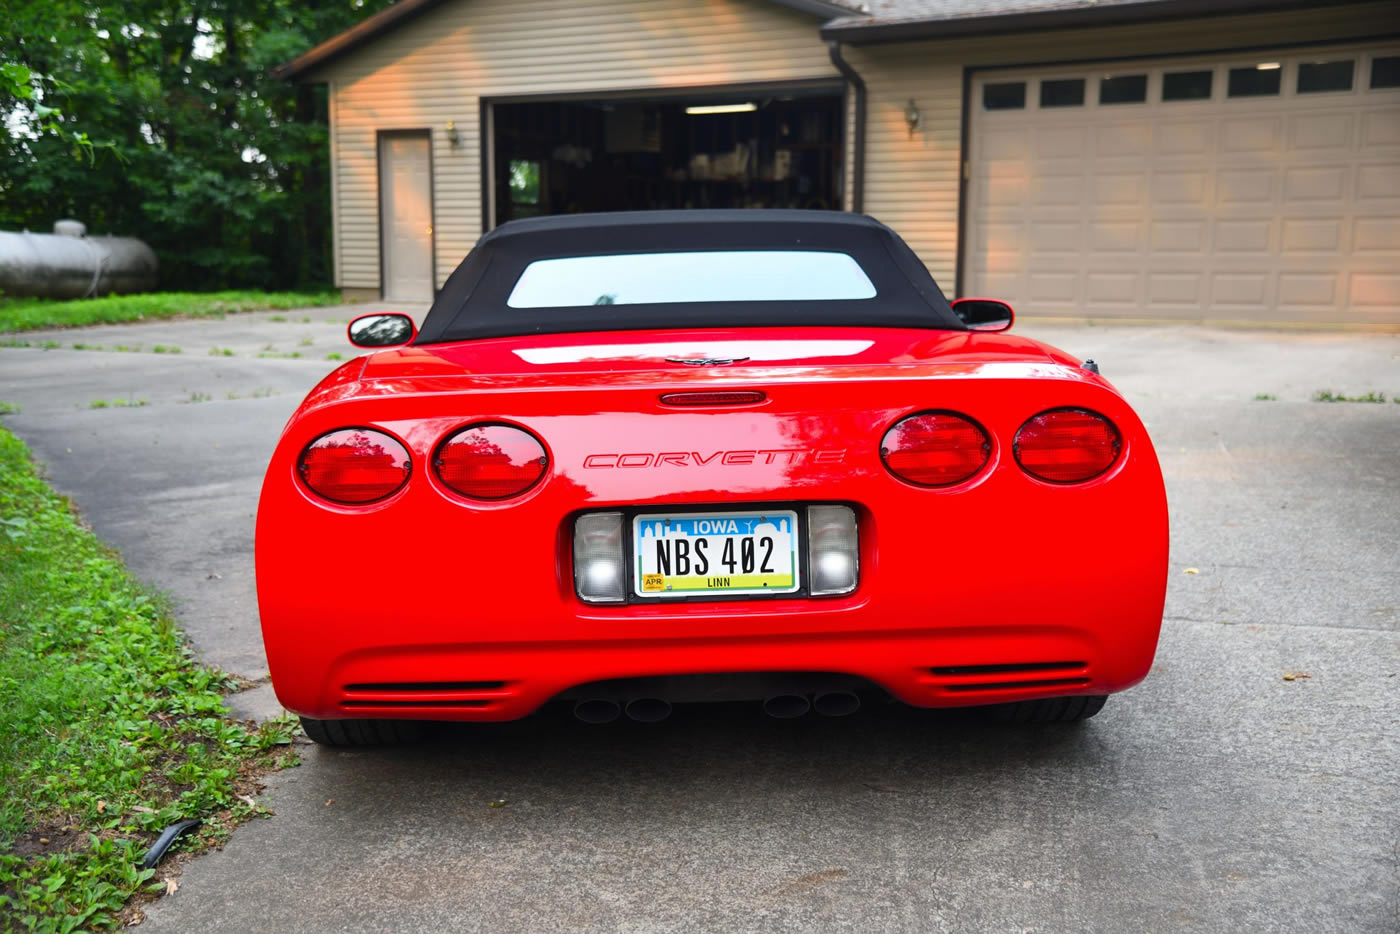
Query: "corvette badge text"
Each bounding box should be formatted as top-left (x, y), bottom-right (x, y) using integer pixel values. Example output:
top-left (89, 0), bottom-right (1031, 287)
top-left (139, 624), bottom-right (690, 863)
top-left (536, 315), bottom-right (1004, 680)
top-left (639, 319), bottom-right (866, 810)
top-left (583, 450), bottom-right (847, 468)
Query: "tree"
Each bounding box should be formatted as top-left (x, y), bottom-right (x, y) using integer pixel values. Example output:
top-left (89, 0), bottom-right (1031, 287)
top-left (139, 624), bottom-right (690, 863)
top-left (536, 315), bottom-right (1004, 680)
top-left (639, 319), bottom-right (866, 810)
top-left (0, 0), bottom-right (393, 290)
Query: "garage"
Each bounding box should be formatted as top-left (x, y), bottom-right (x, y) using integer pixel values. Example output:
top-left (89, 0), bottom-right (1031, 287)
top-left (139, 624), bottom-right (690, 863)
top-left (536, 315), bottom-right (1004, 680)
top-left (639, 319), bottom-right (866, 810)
top-left (489, 84), bottom-right (846, 227)
top-left (965, 46), bottom-right (1400, 324)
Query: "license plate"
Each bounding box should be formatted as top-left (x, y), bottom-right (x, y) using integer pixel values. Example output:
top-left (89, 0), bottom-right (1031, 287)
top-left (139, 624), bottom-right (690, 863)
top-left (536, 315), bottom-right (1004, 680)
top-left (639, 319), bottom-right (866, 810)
top-left (632, 510), bottom-right (800, 598)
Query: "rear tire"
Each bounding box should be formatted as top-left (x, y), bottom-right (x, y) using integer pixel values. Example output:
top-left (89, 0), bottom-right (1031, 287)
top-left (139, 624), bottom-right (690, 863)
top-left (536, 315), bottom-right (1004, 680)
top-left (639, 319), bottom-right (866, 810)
top-left (299, 716), bottom-right (426, 746)
top-left (985, 694), bottom-right (1107, 724)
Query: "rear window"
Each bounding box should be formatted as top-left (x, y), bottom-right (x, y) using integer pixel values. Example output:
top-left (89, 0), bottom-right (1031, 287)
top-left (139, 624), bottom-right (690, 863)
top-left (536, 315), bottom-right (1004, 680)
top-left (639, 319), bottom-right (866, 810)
top-left (505, 250), bottom-right (877, 308)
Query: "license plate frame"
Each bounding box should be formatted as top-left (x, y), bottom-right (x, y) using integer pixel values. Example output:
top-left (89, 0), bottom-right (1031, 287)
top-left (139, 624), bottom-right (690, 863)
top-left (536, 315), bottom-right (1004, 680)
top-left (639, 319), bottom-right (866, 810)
top-left (630, 507), bottom-right (803, 600)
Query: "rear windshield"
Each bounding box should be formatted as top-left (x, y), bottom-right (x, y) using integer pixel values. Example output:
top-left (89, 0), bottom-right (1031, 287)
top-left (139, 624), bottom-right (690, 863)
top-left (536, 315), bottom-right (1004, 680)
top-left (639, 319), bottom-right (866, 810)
top-left (505, 250), bottom-right (877, 308)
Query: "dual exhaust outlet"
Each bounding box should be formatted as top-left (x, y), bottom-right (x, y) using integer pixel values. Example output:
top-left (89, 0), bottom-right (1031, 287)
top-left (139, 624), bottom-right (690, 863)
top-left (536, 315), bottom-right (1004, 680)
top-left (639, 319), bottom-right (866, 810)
top-left (572, 691), bottom-right (861, 724)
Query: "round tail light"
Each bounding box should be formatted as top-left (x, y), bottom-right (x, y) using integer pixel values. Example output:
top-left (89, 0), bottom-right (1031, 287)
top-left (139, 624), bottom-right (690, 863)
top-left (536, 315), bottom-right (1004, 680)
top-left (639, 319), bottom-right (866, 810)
top-left (1014, 408), bottom-right (1121, 483)
top-left (435, 423), bottom-right (548, 499)
top-left (298, 429), bottom-right (411, 504)
top-left (880, 412), bottom-right (991, 487)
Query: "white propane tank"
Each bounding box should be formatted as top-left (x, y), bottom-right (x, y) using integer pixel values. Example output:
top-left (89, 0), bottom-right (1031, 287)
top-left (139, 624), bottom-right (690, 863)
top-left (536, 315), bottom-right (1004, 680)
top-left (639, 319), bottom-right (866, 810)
top-left (0, 220), bottom-right (158, 298)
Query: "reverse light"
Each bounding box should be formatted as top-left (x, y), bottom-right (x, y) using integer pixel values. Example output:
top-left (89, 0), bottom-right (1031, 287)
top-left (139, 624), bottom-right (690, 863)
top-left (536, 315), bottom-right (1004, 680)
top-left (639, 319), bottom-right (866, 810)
top-left (880, 412), bottom-right (991, 487)
top-left (298, 428), bottom-right (411, 504)
top-left (435, 423), bottom-right (548, 499)
top-left (808, 505), bottom-right (859, 596)
top-left (573, 512), bottom-right (626, 604)
top-left (1014, 408), bottom-right (1122, 483)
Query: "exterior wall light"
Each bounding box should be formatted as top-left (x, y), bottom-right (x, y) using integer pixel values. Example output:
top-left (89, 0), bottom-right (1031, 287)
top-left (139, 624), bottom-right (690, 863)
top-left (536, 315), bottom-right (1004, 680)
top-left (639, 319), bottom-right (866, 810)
top-left (904, 99), bottom-right (922, 138)
top-left (445, 121), bottom-right (461, 147)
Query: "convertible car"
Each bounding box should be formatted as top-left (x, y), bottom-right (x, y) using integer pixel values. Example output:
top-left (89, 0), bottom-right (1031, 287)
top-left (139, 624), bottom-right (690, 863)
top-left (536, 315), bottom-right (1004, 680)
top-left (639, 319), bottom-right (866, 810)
top-left (256, 210), bottom-right (1167, 746)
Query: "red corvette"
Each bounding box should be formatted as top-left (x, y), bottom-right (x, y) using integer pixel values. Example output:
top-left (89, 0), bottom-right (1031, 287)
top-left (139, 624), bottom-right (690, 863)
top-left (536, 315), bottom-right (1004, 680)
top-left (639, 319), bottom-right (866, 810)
top-left (256, 211), bottom-right (1168, 746)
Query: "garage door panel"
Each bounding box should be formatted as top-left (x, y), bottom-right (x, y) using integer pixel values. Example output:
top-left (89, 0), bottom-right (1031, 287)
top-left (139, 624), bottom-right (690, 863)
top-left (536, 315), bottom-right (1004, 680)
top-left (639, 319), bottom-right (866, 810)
top-left (1151, 220), bottom-right (1206, 252)
top-left (1277, 273), bottom-right (1339, 307)
top-left (967, 46), bottom-right (1400, 324)
top-left (1029, 221), bottom-right (1082, 253)
top-left (1028, 273), bottom-right (1079, 302)
top-left (1283, 166), bottom-right (1347, 202)
top-left (1086, 272), bottom-right (1138, 304)
top-left (1359, 110), bottom-right (1400, 146)
top-left (1157, 121), bottom-right (1214, 155)
top-left (1221, 117), bottom-right (1283, 154)
top-left (1348, 272), bottom-right (1400, 307)
top-left (1216, 169), bottom-right (1276, 206)
top-left (1094, 173), bottom-right (1145, 206)
top-left (1211, 273), bottom-right (1270, 306)
top-left (1034, 127), bottom-right (1087, 158)
top-left (1213, 219), bottom-right (1273, 253)
top-left (1152, 171), bottom-right (1210, 206)
top-left (1148, 273), bottom-right (1202, 305)
top-left (1352, 217), bottom-right (1400, 252)
top-left (1095, 123), bottom-right (1152, 157)
top-left (1092, 221), bottom-right (1142, 251)
top-left (1281, 218), bottom-right (1345, 252)
top-left (1356, 164), bottom-right (1400, 198)
top-left (1289, 113), bottom-right (1354, 151)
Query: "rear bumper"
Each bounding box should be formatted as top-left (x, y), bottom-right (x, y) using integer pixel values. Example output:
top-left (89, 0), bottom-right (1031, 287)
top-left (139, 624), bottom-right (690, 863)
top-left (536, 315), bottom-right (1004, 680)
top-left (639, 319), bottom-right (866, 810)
top-left (275, 618), bottom-right (1151, 721)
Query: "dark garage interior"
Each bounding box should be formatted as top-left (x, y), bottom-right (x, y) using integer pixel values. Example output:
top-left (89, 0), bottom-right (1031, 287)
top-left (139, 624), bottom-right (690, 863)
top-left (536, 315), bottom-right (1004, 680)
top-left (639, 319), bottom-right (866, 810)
top-left (491, 86), bottom-right (845, 225)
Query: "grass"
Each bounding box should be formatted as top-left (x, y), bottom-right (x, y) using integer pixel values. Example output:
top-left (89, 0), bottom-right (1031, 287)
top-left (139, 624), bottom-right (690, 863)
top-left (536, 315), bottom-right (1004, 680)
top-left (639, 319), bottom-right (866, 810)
top-left (1312, 389), bottom-right (1387, 404)
top-left (0, 427), bottom-right (296, 929)
top-left (1253, 392), bottom-right (1278, 401)
top-left (0, 291), bottom-right (341, 334)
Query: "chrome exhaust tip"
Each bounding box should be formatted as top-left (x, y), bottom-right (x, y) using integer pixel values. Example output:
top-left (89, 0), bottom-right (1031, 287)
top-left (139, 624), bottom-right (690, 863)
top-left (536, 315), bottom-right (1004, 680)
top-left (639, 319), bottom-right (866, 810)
top-left (762, 694), bottom-right (812, 719)
top-left (573, 699), bottom-right (622, 724)
top-left (812, 691), bottom-right (861, 718)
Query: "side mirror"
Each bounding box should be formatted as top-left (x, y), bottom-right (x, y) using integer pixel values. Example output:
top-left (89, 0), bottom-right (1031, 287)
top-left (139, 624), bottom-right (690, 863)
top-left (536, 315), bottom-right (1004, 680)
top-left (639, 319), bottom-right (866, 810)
top-left (952, 298), bottom-right (1014, 333)
top-left (347, 313), bottom-right (417, 348)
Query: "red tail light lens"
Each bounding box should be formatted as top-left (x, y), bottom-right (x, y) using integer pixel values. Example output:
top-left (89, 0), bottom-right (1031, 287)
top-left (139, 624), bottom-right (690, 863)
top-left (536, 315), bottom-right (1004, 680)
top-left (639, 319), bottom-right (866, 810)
top-left (298, 429), bottom-right (411, 504)
top-left (1014, 408), bottom-right (1122, 483)
top-left (880, 412), bottom-right (991, 487)
top-left (435, 423), bottom-right (548, 499)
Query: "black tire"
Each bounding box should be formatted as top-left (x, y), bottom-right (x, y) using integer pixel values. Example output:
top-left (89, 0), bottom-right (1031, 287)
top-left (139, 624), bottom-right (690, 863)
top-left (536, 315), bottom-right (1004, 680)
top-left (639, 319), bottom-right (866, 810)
top-left (299, 716), bottom-right (426, 746)
top-left (985, 694), bottom-right (1107, 724)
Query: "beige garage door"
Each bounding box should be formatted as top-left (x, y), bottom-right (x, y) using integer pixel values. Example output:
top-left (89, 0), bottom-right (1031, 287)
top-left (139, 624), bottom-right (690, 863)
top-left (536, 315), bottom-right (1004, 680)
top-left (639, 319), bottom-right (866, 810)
top-left (965, 46), bottom-right (1400, 325)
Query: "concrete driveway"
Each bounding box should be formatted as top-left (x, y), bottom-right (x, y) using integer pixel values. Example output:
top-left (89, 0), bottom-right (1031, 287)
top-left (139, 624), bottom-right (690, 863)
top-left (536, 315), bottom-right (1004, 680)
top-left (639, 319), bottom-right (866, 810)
top-left (1, 312), bottom-right (1396, 932)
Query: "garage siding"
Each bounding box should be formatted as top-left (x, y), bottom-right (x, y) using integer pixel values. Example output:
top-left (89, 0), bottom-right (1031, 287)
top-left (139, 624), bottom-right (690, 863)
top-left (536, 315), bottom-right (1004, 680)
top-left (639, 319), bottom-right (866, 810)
top-left (851, 1), bottom-right (1398, 301)
top-left (313, 0), bottom-right (840, 291)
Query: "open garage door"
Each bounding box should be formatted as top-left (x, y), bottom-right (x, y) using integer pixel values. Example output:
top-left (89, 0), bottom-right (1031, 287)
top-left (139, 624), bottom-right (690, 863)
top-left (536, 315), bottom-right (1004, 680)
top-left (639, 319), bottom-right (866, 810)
top-left (966, 47), bottom-right (1400, 325)
top-left (490, 84), bottom-right (845, 227)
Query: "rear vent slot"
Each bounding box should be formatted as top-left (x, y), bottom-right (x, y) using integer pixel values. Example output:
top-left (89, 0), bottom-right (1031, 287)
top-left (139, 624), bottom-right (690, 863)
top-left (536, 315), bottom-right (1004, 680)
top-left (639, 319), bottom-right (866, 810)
top-left (343, 680), bottom-right (506, 692)
top-left (659, 391), bottom-right (765, 407)
top-left (341, 699), bottom-right (489, 709)
top-left (927, 662), bottom-right (1085, 676)
top-left (921, 661), bottom-right (1090, 695)
top-left (942, 677), bottom-right (1090, 693)
top-left (339, 679), bottom-right (513, 710)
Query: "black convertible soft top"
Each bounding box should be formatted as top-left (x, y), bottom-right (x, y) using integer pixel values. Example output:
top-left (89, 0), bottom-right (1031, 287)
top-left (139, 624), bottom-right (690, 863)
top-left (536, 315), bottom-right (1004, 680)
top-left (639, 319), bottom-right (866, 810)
top-left (414, 210), bottom-right (966, 344)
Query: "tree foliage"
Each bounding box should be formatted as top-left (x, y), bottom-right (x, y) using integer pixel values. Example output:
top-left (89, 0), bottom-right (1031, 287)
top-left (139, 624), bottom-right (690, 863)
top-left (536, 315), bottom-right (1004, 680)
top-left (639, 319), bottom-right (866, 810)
top-left (0, 1), bottom-right (393, 290)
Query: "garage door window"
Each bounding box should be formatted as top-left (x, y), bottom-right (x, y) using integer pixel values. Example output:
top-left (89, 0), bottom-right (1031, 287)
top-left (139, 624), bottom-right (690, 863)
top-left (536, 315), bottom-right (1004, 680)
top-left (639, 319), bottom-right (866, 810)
top-left (1162, 70), bottom-right (1213, 101)
top-left (1298, 60), bottom-right (1355, 93)
top-left (983, 82), bottom-right (1026, 110)
top-left (1374, 56), bottom-right (1400, 88)
top-left (1040, 78), bottom-right (1085, 108)
top-left (1228, 64), bottom-right (1282, 97)
top-left (1100, 74), bottom-right (1148, 104)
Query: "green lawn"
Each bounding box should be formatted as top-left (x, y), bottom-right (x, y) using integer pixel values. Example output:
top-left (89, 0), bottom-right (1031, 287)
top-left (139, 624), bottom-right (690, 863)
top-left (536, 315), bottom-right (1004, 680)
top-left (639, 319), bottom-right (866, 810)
top-left (0, 426), bottom-right (295, 930)
top-left (0, 291), bottom-right (342, 334)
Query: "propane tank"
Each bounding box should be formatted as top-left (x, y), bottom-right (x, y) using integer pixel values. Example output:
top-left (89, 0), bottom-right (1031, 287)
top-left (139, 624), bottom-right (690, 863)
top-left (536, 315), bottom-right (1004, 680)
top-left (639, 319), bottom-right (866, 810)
top-left (0, 220), bottom-right (158, 298)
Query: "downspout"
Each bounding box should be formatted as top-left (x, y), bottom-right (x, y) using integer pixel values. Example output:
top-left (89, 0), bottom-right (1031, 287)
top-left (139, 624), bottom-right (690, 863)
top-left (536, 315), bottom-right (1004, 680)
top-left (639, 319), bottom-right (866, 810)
top-left (827, 40), bottom-right (865, 214)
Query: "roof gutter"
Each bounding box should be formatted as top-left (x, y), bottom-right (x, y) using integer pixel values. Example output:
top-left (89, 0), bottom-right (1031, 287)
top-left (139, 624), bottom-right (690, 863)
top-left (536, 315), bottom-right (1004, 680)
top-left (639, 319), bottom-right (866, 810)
top-left (827, 40), bottom-right (865, 214)
top-left (820, 0), bottom-right (1358, 44)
